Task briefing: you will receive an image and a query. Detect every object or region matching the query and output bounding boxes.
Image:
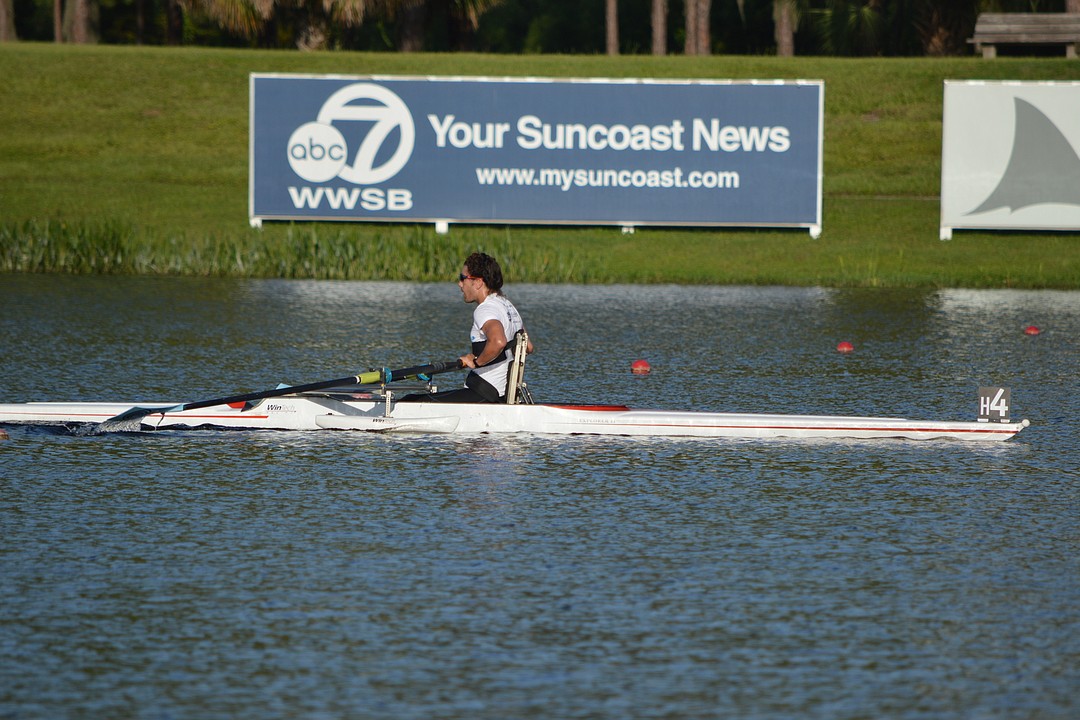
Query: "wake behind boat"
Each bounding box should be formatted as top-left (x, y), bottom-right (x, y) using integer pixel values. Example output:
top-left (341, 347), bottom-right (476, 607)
top-left (0, 382), bottom-right (1029, 442)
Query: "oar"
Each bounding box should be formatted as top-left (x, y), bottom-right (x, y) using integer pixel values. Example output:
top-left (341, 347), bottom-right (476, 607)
top-left (99, 359), bottom-right (464, 428)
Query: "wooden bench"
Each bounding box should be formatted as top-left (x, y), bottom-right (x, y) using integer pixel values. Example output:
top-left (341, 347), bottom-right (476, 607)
top-left (969, 13), bottom-right (1080, 58)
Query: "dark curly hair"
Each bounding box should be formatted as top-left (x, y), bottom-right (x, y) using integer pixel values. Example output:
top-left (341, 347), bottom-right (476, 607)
top-left (464, 252), bottom-right (504, 294)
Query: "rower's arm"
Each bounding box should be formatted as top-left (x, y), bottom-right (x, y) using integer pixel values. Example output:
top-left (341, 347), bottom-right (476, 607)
top-left (464, 319), bottom-right (508, 368)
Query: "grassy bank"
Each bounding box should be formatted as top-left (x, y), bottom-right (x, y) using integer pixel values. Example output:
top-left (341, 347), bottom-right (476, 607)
top-left (1, 43), bottom-right (1078, 287)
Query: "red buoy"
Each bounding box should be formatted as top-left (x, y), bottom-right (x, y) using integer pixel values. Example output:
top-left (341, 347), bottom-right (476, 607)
top-left (631, 359), bottom-right (651, 375)
top-left (1024, 325), bottom-right (1040, 336)
top-left (836, 341), bottom-right (854, 354)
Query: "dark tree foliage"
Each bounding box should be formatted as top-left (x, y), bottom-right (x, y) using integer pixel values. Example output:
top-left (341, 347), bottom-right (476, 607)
top-left (9, 0), bottom-right (1075, 55)
top-left (14, 0), bottom-right (53, 38)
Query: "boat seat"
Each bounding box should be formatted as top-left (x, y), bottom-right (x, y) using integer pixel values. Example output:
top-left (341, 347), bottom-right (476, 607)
top-left (505, 330), bottom-right (533, 405)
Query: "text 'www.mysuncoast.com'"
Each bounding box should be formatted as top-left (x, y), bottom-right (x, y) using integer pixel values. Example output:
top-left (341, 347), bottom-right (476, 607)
top-left (474, 166), bottom-right (741, 191)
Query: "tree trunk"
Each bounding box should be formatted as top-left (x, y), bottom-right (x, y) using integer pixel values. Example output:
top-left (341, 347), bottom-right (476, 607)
top-left (0, 0), bottom-right (16, 41)
top-left (774, 0), bottom-right (794, 57)
top-left (399, 0), bottom-right (426, 52)
top-left (651, 0), bottom-right (667, 55)
top-left (1068, 0), bottom-right (1080, 13)
top-left (165, 0), bottom-right (182, 45)
top-left (695, 0), bottom-right (709, 55)
top-left (65, 0), bottom-right (94, 43)
top-left (74, 0), bottom-right (89, 42)
top-left (53, 0), bottom-right (61, 41)
top-left (606, 0), bottom-right (618, 55)
top-left (685, 0), bottom-right (698, 55)
top-left (442, 0), bottom-right (474, 52)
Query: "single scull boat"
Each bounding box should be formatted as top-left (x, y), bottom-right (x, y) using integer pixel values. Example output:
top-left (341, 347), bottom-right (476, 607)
top-left (0, 381), bottom-right (1029, 442)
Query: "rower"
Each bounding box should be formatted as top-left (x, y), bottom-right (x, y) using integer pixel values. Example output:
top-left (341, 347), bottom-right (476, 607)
top-left (401, 252), bottom-right (534, 404)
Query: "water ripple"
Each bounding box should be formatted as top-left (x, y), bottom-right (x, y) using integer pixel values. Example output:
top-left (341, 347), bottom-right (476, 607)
top-left (1, 278), bottom-right (1078, 719)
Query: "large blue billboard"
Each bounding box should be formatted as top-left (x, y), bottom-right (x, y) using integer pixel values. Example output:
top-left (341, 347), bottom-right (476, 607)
top-left (250, 74), bottom-right (823, 235)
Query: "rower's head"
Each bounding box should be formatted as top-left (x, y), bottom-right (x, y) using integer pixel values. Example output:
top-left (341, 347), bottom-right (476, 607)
top-left (460, 252), bottom-right (503, 295)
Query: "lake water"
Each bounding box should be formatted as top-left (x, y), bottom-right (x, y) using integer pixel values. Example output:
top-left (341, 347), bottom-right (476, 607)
top-left (1, 275), bottom-right (1078, 719)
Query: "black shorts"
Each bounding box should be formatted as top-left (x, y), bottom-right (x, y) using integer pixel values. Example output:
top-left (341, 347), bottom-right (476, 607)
top-left (399, 371), bottom-right (502, 403)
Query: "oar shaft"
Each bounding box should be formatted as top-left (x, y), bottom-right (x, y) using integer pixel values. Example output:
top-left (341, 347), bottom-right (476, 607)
top-left (178, 359), bottom-right (463, 413)
top-left (102, 359), bottom-right (463, 426)
top-left (176, 374), bottom-right (365, 413)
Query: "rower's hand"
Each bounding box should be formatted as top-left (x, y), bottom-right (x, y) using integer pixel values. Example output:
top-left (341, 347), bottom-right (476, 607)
top-left (460, 353), bottom-right (477, 369)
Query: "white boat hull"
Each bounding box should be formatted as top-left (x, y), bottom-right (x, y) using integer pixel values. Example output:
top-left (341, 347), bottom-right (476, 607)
top-left (0, 395), bottom-right (1029, 442)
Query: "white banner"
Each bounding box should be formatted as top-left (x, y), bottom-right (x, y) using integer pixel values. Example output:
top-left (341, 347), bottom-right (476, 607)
top-left (940, 80), bottom-right (1080, 240)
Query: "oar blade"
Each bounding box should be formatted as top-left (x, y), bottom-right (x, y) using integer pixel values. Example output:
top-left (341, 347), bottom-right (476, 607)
top-left (86, 404), bottom-right (182, 434)
top-left (108, 405), bottom-right (163, 424)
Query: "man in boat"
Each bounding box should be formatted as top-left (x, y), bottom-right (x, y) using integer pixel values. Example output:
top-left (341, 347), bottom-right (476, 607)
top-left (405, 252), bottom-right (534, 403)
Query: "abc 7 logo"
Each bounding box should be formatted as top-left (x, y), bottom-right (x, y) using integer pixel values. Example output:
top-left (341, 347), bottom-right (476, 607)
top-left (287, 83), bottom-right (415, 184)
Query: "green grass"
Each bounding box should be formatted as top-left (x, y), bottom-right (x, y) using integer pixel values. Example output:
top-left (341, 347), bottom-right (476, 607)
top-left (2, 43), bottom-right (1079, 287)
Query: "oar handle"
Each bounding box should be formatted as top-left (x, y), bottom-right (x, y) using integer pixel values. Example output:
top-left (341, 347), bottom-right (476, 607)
top-left (377, 359), bottom-right (463, 383)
